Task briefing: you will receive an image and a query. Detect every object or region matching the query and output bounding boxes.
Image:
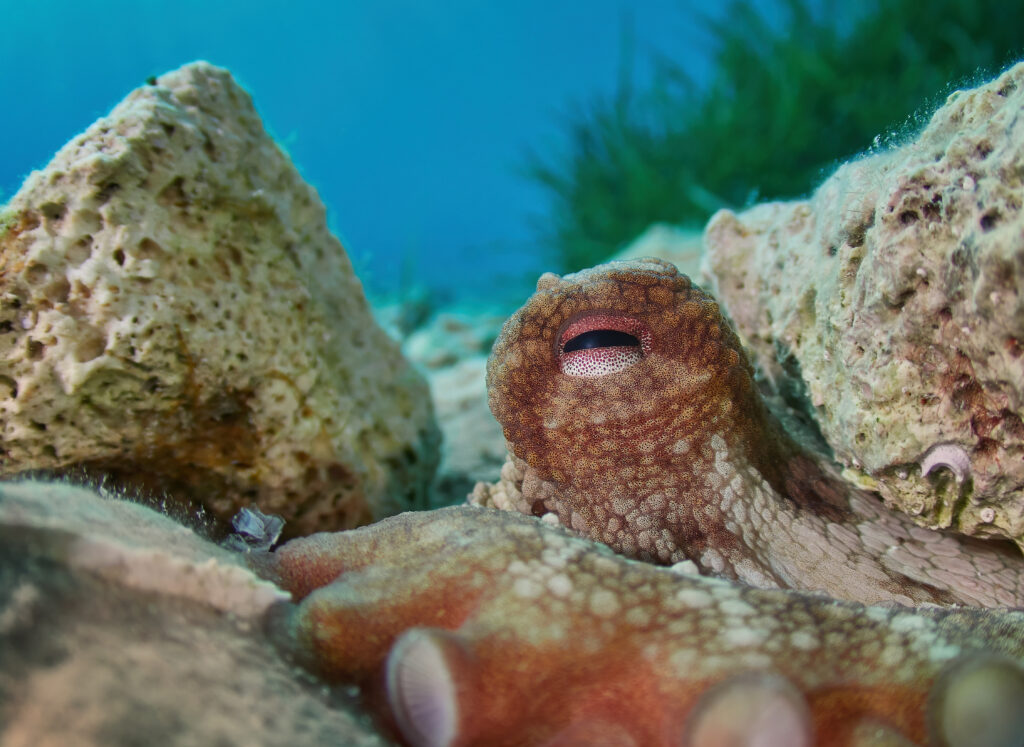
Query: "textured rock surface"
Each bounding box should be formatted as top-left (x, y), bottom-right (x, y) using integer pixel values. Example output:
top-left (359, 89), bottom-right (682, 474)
top-left (0, 62), bottom-right (439, 535)
top-left (0, 480), bottom-right (287, 616)
top-left (0, 480), bottom-right (390, 746)
top-left (704, 62), bottom-right (1024, 546)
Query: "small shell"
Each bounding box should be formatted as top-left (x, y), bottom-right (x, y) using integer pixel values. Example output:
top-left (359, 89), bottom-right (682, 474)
top-left (919, 443), bottom-right (971, 484)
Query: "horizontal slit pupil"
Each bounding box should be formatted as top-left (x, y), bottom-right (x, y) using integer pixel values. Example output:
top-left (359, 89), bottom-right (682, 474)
top-left (563, 329), bottom-right (641, 353)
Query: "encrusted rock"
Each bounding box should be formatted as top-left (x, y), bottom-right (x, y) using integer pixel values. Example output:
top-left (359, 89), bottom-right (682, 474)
top-left (0, 62), bottom-right (440, 535)
top-left (704, 62), bottom-right (1024, 546)
top-left (0, 480), bottom-right (287, 617)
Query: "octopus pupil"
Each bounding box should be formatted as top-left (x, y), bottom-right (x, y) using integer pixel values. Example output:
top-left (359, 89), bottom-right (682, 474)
top-left (563, 329), bottom-right (641, 353)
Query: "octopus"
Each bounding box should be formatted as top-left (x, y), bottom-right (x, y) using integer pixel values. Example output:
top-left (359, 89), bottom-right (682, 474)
top-left (256, 259), bottom-right (1024, 746)
top-left (479, 259), bottom-right (1024, 608)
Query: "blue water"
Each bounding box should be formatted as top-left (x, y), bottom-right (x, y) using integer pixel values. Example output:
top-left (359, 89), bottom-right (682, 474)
top-left (0, 0), bottom-right (782, 306)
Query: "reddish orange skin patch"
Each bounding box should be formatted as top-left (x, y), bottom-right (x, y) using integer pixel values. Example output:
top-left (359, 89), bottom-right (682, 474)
top-left (261, 507), bottom-right (1024, 747)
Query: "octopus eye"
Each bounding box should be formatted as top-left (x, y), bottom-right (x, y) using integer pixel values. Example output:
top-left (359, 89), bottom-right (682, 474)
top-left (558, 314), bottom-right (651, 377)
top-left (562, 329), bottom-right (641, 353)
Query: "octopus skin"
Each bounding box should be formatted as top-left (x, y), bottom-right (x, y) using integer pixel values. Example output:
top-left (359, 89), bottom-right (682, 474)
top-left (480, 259), bottom-right (1024, 609)
top-left (257, 258), bottom-right (1024, 746)
top-left (263, 506), bottom-right (1024, 747)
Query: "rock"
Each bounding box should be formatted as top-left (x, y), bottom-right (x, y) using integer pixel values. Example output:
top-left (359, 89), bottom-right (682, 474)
top-left (0, 480), bottom-right (287, 616)
top-left (426, 356), bottom-right (508, 505)
top-left (612, 223), bottom-right (708, 284)
top-left (704, 62), bottom-right (1024, 546)
top-left (0, 480), bottom-right (390, 746)
top-left (387, 305), bottom-right (508, 505)
top-left (0, 62), bottom-right (440, 536)
top-left (403, 309), bottom-right (505, 370)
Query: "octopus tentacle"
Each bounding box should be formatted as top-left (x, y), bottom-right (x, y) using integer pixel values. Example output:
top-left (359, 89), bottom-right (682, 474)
top-left (260, 506), bottom-right (1024, 747)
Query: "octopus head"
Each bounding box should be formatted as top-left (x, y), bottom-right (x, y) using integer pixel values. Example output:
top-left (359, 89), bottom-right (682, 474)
top-left (486, 258), bottom-right (764, 485)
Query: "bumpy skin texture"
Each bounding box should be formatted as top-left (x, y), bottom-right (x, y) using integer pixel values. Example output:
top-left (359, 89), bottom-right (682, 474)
top-left (265, 507), bottom-right (1024, 747)
top-left (480, 258), bottom-right (1024, 608)
top-left (263, 259), bottom-right (1024, 746)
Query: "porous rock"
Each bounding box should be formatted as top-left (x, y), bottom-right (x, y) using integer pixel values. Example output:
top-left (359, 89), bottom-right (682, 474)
top-left (0, 61), bottom-right (439, 535)
top-left (704, 62), bottom-right (1024, 546)
top-left (0, 480), bottom-right (389, 746)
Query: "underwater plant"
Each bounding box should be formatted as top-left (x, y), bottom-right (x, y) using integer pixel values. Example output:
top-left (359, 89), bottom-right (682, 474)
top-left (527, 0), bottom-right (1024, 272)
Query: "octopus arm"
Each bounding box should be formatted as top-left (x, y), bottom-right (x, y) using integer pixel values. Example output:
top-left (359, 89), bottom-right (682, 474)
top-left (257, 506), bottom-right (1024, 747)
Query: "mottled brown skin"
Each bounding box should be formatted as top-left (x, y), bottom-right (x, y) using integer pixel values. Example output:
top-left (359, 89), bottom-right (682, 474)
top-left (264, 506), bottom-right (1024, 747)
top-left (485, 259), bottom-right (1024, 607)
top-left (261, 259), bottom-right (1024, 745)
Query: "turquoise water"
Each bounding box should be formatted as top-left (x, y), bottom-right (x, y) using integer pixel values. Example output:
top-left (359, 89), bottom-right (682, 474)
top-left (0, 0), bottom-right (740, 306)
top-left (6, 1), bottom-right (1011, 311)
